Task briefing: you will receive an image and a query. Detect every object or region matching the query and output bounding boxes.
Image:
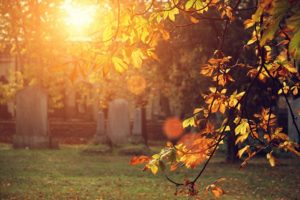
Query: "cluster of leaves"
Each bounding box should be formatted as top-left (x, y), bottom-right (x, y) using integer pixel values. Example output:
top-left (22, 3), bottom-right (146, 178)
top-left (0, 71), bottom-right (23, 104)
top-left (130, 0), bottom-right (300, 198)
top-left (0, 0), bottom-right (170, 109)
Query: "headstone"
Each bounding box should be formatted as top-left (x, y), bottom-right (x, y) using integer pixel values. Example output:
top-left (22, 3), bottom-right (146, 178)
top-left (107, 99), bottom-right (130, 145)
top-left (13, 85), bottom-right (50, 148)
top-left (288, 98), bottom-right (300, 143)
top-left (131, 108), bottom-right (144, 143)
top-left (92, 111), bottom-right (107, 144)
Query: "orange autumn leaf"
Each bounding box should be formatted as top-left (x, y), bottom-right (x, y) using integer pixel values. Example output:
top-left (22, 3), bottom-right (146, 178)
top-left (170, 164), bottom-right (178, 171)
top-left (254, 108), bottom-right (277, 131)
top-left (200, 121), bottom-right (215, 135)
top-left (200, 64), bottom-right (216, 77)
top-left (130, 155), bottom-right (150, 165)
top-left (176, 134), bottom-right (214, 168)
top-left (204, 89), bottom-right (227, 114)
top-left (211, 186), bottom-right (225, 198)
top-left (244, 18), bottom-right (255, 29)
top-left (190, 16), bottom-right (200, 24)
top-left (214, 73), bottom-right (234, 86)
top-left (205, 182), bottom-right (225, 198)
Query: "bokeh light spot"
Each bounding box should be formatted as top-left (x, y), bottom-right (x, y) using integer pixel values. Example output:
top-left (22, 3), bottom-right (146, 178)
top-left (163, 117), bottom-right (184, 139)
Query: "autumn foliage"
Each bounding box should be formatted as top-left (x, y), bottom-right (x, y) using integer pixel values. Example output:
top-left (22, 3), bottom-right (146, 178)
top-left (1, 0), bottom-right (300, 199)
top-left (127, 0), bottom-right (300, 198)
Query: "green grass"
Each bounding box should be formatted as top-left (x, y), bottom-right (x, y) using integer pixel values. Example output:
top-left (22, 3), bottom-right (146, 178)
top-left (0, 143), bottom-right (299, 200)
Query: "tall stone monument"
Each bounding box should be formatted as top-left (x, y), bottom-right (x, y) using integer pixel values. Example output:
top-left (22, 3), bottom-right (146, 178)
top-left (131, 108), bottom-right (144, 144)
top-left (107, 99), bottom-right (130, 145)
top-left (92, 111), bottom-right (107, 144)
top-left (13, 86), bottom-right (50, 148)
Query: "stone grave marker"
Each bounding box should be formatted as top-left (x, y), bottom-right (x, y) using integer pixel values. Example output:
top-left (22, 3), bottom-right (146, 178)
top-left (92, 111), bottom-right (107, 144)
top-left (107, 99), bottom-right (130, 145)
top-left (13, 85), bottom-right (50, 148)
top-left (131, 108), bottom-right (144, 143)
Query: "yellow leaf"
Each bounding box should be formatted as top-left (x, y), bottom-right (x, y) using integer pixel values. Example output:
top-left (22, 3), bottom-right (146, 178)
top-left (235, 120), bottom-right (250, 136)
top-left (219, 103), bottom-right (226, 114)
top-left (185, 0), bottom-right (195, 9)
top-left (150, 164), bottom-right (158, 174)
top-left (247, 37), bottom-right (256, 45)
top-left (235, 134), bottom-right (249, 144)
top-left (209, 87), bottom-right (217, 93)
top-left (237, 145), bottom-right (250, 158)
top-left (182, 117), bottom-right (196, 128)
top-left (152, 154), bottom-right (160, 159)
top-left (292, 86), bottom-right (298, 96)
top-left (244, 19), bottom-right (255, 29)
top-left (131, 49), bottom-right (144, 68)
top-left (266, 152), bottom-right (276, 167)
top-left (164, 8), bottom-right (179, 22)
top-left (193, 108), bottom-right (203, 114)
top-left (112, 57), bottom-right (128, 73)
top-left (103, 26), bottom-right (113, 41)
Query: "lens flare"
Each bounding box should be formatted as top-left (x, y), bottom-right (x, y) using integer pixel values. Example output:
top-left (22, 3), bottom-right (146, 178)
top-left (62, 0), bottom-right (97, 29)
top-left (163, 117), bottom-right (184, 139)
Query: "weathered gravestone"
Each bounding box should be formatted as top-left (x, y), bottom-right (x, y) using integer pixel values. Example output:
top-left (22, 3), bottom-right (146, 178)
top-left (131, 108), bottom-right (144, 144)
top-left (107, 99), bottom-right (130, 145)
top-left (13, 86), bottom-right (51, 148)
top-left (92, 111), bottom-right (107, 144)
top-left (288, 98), bottom-right (300, 143)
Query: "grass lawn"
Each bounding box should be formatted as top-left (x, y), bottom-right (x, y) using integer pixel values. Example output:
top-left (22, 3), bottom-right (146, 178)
top-left (0, 143), bottom-right (299, 200)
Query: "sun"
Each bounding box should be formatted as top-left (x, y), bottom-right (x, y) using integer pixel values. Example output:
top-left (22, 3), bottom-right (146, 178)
top-left (61, 0), bottom-right (97, 30)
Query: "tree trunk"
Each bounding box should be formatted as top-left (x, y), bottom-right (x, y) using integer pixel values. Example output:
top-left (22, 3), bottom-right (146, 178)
top-left (226, 131), bottom-right (239, 162)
